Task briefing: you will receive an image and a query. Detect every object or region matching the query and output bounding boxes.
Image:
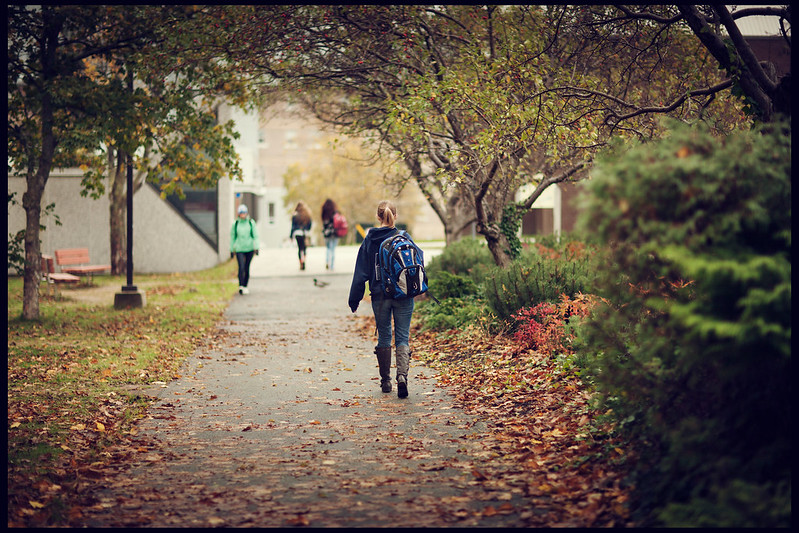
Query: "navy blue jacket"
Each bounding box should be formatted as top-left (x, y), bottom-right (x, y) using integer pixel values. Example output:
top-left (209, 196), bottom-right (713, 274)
top-left (290, 214), bottom-right (311, 238)
top-left (348, 226), bottom-right (401, 312)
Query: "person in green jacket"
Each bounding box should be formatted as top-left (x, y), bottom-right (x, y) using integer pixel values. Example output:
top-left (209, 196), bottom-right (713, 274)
top-left (230, 204), bottom-right (259, 294)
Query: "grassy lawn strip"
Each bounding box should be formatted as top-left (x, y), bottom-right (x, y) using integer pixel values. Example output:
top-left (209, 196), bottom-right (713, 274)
top-left (7, 260), bottom-right (237, 527)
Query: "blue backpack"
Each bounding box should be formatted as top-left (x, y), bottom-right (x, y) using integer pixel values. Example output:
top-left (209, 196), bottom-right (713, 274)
top-left (377, 230), bottom-right (429, 300)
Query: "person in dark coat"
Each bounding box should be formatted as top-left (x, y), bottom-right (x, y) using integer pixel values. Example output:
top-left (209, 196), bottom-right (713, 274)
top-left (348, 200), bottom-right (415, 398)
top-left (290, 201), bottom-right (312, 270)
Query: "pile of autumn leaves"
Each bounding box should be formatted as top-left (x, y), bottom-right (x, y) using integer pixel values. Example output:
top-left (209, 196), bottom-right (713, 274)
top-left (355, 314), bottom-right (634, 527)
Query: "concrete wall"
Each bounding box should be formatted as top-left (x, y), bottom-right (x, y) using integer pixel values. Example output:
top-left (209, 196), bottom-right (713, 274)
top-left (8, 171), bottom-right (221, 274)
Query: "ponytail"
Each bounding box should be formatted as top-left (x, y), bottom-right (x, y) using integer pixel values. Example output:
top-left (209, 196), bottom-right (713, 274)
top-left (377, 200), bottom-right (397, 228)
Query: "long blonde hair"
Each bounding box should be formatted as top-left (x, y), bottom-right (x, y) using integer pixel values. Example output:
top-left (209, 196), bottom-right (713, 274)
top-left (377, 200), bottom-right (397, 228)
top-left (294, 201), bottom-right (312, 226)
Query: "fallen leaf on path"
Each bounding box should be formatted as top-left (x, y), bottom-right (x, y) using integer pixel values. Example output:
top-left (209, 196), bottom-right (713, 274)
top-left (286, 515), bottom-right (310, 526)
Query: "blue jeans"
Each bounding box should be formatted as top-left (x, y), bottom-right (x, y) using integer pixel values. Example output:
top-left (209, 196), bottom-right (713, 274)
top-left (372, 296), bottom-right (414, 348)
top-left (325, 236), bottom-right (338, 269)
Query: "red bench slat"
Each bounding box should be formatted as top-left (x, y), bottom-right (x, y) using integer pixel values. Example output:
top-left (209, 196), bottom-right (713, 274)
top-left (54, 248), bottom-right (110, 276)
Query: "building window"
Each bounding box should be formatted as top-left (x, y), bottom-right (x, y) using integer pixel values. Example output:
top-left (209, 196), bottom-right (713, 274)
top-left (268, 202), bottom-right (275, 224)
top-left (162, 184), bottom-right (219, 248)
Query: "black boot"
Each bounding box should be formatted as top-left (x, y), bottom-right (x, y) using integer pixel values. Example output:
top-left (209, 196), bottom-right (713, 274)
top-left (374, 346), bottom-right (392, 393)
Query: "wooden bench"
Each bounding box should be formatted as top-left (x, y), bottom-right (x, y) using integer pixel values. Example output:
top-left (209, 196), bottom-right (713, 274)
top-left (54, 248), bottom-right (110, 282)
top-left (41, 254), bottom-right (80, 296)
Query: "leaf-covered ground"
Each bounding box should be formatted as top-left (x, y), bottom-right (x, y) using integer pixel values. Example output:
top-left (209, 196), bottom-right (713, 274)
top-left (7, 271), bottom-right (235, 528)
top-left (405, 319), bottom-right (635, 527)
top-left (8, 276), bottom-right (634, 528)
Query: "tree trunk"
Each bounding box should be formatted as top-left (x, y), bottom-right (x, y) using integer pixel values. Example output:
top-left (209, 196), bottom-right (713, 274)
top-left (471, 158), bottom-right (519, 268)
top-left (443, 193), bottom-right (475, 245)
top-left (20, 6), bottom-right (62, 320)
top-left (21, 176), bottom-right (44, 320)
top-left (109, 151), bottom-right (127, 275)
top-left (483, 225), bottom-right (513, 269)
top-left (22, 95), bottom-right (57, 319)
top-left (677, 5), bottom-right (779, 123)
top-left (405, 154), bottom-right (476, 246)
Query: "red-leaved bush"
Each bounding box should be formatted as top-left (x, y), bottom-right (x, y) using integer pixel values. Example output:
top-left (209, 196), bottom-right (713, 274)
top-left (511, 293), bottom-right (597, 356)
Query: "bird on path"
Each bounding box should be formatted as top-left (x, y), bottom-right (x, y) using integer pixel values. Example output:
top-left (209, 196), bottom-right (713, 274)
top-left (314, 278), bottom-right (330, 288)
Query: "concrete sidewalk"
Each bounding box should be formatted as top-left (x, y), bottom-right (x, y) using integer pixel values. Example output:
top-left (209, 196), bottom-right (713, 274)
top-left (248, 241), bottom-right (444, 279)
top-left (79, 243), bottom-right (539, 528)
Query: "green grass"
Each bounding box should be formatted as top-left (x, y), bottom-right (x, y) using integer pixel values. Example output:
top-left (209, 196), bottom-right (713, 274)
top-left (7, 260), bottom-right (238, 526)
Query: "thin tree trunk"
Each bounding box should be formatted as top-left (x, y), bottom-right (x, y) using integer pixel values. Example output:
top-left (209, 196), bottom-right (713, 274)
top-left (109, 150), bottom-right (127, 275)
top-left (21, 6), bottom-right (60, 320)
top-left (22, 175), bottom-right (44, 320)
top-left (22, 98), bottom-right (57, 320)
top-left (443, 193), bottom-right (476, 245)
top-left (405, 154), bottom-right (475, 246)
top-left (472, 159), bottom-right (516, 268)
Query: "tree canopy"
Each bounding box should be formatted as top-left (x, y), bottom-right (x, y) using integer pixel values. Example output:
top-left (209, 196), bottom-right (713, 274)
top-left (9, 5), bottom-right (787, 321)
top-left (213, 4), bottom-right (758, 265)
top-left (7, 5), bottom-right (259, 317)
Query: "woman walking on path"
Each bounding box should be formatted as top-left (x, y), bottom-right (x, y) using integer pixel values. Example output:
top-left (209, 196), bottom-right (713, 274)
top-left (348, 200), bottom-right (414, 398)
top-left (230, 204), bottom-right (259, 294)
top-left (321, 198), bottom-right (341, 271)
top-left (290, 201), bottom-right (312, 270)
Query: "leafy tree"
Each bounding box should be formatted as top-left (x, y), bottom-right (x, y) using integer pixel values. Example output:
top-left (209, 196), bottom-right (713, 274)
top-left (72, 6), bottom-right (262, 274)
top-left (214, 5), bottom-right (749, 266)
top-left (8, 5), bottom-right (154, 319)
top-left (576, 120), bottom-right (791, 526)
top-left (609, 5), bottom-right (791, 123)
top-left (8, 5), bottom-right (257, 317)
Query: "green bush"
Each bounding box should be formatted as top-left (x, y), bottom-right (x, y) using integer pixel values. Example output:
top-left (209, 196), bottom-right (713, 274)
top-left (414, 296), bottom-right (491, 332)
top-left (425, 237), bottom-right (495, 285)
top-left (576, 120), bottom-right (791, 527)
top-left (429, 271), bottom-right (479, 299)
top-left (482, 254), bottom-right (591, 321)
top-left (417, 238), bottom-right (494, 334)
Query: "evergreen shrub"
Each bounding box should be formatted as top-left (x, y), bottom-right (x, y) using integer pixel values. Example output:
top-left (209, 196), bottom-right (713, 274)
top-left (414, 296), bottom-right (491, 332)
top-left (482, 254), bottom-right (591, 321)
top-left (429, 270), bottom-right (479, 299)
top-left (425, 236), bottom-right (494, 285)
top-left (576, 120), bottom-right (791, 527)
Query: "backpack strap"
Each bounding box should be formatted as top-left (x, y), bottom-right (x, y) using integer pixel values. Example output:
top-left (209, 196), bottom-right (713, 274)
top-left (233, 219), bottom-right (255, 243)
top-left (233, 218), bottom-right (255, 243)
top-left (374, 230), bottom-right (399, 335)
